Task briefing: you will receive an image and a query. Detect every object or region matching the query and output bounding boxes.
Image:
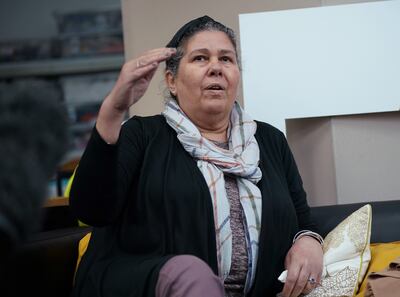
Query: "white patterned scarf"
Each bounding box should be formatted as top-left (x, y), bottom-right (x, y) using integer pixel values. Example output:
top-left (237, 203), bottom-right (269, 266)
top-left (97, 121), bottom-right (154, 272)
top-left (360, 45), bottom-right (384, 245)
top-left (162, 99), bottom-right (262, 292)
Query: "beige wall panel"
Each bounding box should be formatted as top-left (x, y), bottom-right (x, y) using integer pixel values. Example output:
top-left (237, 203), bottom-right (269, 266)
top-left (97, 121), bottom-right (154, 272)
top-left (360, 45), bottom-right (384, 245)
top-left (332, 112), bottom-right (400, 204)
top-left (322, 0), bottom-right (385, 6)
top-left (286, 118), bottom-right (338, 206)
top-left (121, 0), bottom-right (321, 116)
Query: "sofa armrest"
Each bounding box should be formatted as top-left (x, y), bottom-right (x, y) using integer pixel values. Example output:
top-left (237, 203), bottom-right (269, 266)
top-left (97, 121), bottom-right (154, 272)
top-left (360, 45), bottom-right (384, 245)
top-left (1, 226), bottom-right (91, 297)
top-left (311, 200), bottom-right (400, 243)
top-left (40, 204), bottom-right (79, 231)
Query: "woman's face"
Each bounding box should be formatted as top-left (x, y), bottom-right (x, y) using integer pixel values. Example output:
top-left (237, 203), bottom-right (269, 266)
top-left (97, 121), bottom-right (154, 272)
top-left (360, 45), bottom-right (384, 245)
top-left (166, 30), bottom-right (240, 122)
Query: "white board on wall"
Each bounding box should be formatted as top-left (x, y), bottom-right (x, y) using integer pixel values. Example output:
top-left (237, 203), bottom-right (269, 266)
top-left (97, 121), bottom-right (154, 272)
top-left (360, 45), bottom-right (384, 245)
top-left (239, 0), bottom-right (400, 133)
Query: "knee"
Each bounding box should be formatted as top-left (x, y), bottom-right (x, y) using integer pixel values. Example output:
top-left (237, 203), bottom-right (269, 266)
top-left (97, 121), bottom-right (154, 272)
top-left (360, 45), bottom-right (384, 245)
top-left (161, 255), bottom-right (216, 280)
top-left (157, 255), bottom-right (223, 297)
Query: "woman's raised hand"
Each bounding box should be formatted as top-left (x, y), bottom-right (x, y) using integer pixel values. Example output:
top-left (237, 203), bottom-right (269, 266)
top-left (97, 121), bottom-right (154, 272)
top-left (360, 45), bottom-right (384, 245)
top-left (109, 47), bottom-right (176, 111)
top-left (96, 48), bottom-right (176, 143)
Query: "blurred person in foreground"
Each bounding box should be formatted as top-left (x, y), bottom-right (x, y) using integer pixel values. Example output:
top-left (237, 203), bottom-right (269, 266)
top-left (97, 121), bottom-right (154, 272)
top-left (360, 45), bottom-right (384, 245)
top-left (70, 16), bottom-right (323, 297)
top-left (0, 81), bottom-right (68, 273)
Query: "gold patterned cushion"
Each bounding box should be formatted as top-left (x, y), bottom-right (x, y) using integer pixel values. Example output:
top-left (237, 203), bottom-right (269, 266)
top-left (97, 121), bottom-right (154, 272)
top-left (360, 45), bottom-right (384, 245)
top-left (305, 204), bottom-right (372, 297)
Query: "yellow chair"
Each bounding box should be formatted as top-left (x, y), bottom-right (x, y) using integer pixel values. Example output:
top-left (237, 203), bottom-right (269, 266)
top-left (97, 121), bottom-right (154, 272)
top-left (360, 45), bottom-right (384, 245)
top-left (64, 166), bottom-right (92, 277)
top-left (63, 168), bottom-right (76, 198)
top-left (355, 241), bottom-right (400, 296)
top-left (63, 167), bottom-right (88, 227)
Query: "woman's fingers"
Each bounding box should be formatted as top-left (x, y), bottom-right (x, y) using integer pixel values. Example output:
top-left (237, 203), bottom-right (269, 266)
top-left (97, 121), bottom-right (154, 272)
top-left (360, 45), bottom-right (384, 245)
top-left (121, 47), bottom-right (176, 85)
top-left (302, 275), bottom-right (317, 295)
top-left (128, 48), bottom-right (176, 71)
top-left (293, 267), bottom-right (310, 296)
top-left (282, 265), bottom-right (309, 297)
top-left (133, 62), bottom-right (159, 79)
top-left (281, 265), bottom-right (299, 296)
top-left (111, 47), bottom-right (176, 107)
top-left (130, 64), bottom-right (159, 97)
top-left (281, 236), bottom-right (324, 297)
top-left (105, 47), bottom-right (175, 101)
top-left (143, 48), bottom-right (175, 64)
top-left (282, 267), bottom-right (320, 297)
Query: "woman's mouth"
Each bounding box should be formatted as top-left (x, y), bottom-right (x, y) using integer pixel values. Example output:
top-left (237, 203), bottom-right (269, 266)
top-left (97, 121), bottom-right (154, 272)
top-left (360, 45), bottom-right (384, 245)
top-left (205, 83), bottom-right (225, 91)
top-left (204, 84), bottom-right (226, 97)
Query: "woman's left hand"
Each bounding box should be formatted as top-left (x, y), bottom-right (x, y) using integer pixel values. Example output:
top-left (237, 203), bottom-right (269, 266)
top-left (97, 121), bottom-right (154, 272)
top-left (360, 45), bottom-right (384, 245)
top-left (281, 236), bottom-right (323, 297)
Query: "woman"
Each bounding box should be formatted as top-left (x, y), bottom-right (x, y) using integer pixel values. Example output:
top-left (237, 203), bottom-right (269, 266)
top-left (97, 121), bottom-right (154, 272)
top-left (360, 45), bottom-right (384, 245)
top-left (70, 16), bottom-right (323, 297)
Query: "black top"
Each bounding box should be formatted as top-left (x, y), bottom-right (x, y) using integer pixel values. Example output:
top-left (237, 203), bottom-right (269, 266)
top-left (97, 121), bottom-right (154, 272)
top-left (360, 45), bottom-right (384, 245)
top-left (70, 115), bottom-right (317, 297)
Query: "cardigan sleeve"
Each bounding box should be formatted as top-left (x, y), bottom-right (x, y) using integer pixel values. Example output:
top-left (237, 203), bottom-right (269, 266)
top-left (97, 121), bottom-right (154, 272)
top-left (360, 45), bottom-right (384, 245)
top-left (279, 132), bottom-right (319, 233)
top-left (69, 117), bottom-right (146, 226)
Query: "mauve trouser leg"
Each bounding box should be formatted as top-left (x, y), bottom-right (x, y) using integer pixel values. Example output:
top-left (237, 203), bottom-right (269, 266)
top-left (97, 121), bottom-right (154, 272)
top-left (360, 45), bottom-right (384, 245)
top-left (155, 255), bottom-right (225, 297)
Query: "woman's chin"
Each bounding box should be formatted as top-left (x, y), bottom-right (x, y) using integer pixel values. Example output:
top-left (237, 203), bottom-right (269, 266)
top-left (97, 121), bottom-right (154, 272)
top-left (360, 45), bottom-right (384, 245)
top-left (202, 98), bottom-right (233, 115)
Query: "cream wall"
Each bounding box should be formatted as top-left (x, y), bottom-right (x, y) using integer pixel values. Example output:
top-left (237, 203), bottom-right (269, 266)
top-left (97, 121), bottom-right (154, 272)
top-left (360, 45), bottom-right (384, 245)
top-left (286, 112), bottom-right (400, 206)
top-left (286, 117), bottom-right (338, 206)
top-left (332, 112), bottom-right (400, 204)
top-left (121, 0), bottom-right (399, 206)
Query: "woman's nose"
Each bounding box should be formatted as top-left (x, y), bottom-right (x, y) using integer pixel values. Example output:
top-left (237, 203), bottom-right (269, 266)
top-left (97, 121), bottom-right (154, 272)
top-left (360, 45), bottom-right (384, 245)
top-left (208, 59), bottom-right (222, 76)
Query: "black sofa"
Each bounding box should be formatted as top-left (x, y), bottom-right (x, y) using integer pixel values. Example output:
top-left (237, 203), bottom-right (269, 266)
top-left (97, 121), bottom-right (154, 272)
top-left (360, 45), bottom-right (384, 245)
top-left (2, 200), bottom-right (400, 297)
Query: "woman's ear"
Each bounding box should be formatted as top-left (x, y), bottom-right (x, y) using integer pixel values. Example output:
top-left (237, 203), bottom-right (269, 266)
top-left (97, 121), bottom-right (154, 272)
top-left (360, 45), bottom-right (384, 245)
top-left (165, 70), bottom-right (177, 96)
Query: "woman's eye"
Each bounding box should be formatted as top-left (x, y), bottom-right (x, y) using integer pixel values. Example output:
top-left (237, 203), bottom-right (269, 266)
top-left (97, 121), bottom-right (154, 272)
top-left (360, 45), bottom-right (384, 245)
top-left (193, 55), bottom-right (207, 62)
top-left (221, 56), bottom-right (233, 63)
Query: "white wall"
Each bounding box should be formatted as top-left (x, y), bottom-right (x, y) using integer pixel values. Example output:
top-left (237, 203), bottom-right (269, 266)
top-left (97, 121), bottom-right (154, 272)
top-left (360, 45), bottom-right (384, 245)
top-left (239, 0), bottom-right (400, 133)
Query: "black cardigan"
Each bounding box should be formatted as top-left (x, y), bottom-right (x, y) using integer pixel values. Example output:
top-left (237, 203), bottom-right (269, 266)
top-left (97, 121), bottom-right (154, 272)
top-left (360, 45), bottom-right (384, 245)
top-left (70, 115), bottom-right (317, 297)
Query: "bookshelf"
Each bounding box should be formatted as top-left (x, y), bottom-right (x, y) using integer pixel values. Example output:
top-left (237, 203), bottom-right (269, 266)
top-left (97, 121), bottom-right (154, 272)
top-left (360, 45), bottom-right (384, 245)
top-left (0, 54), bottom-right (124, 78)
